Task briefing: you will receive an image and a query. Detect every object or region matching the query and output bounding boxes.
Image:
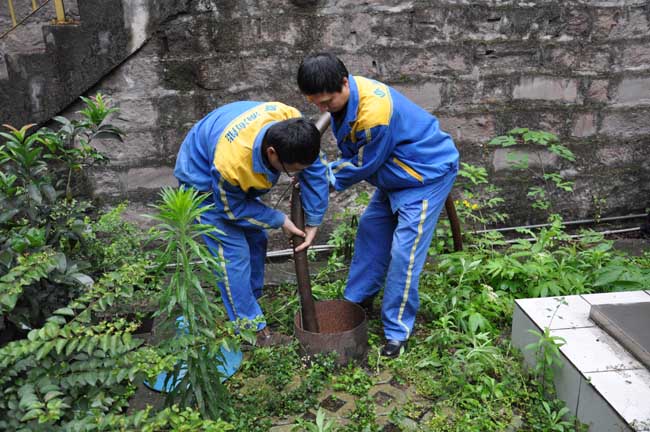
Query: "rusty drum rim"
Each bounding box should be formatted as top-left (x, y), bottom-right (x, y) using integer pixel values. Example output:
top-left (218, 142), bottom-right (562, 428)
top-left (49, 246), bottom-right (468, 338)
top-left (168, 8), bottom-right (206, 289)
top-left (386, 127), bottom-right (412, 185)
top-left (294, 299), bottom-right (367, 336)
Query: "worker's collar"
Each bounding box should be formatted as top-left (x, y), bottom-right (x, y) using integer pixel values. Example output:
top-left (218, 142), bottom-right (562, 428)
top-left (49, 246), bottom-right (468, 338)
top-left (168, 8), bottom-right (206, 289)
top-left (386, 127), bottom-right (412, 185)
top-left (331, 74), bottom-right (359, 143)
top-left (253, 123), bottom-right (280, 182)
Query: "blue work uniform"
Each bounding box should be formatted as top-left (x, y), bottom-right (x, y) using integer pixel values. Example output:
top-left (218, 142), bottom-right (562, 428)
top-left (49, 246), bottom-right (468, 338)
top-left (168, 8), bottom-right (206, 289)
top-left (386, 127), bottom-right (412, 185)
top-left (174, 101), bottom-right (328, 330)
top-left (328, 75), bottom-right (459, 342)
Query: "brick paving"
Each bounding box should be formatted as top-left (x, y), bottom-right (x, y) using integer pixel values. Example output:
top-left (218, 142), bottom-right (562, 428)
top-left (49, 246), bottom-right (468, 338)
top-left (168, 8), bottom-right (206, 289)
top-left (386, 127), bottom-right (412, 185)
top-left (269, 370), bottom-right (430, 431)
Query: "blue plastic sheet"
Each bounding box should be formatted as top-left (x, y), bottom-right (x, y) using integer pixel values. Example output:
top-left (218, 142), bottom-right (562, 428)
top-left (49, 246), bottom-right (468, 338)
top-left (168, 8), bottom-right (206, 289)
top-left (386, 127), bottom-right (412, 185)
top-left (144, 316), bottom-right (243, 393)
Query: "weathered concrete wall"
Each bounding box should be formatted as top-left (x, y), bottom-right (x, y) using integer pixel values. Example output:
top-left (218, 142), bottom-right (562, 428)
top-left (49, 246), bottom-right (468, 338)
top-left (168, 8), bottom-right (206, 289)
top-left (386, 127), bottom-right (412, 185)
top-left (65, 0), bottom-right (649, 245)
top-left (0, 0), bottom-right (184, 128)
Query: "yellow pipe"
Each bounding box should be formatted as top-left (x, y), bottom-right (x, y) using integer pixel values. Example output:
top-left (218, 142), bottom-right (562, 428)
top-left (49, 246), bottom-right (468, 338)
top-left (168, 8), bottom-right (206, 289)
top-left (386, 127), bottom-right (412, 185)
top-left (31, 0), bottom-right (37, 11)
top-left (8, 0), bottom-right (18, 27)
top-left (54, 0), bottom-right (65, 24)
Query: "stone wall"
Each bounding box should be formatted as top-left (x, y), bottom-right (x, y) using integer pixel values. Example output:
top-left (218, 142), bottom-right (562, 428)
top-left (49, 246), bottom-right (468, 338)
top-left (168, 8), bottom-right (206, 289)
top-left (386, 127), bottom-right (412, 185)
top-left (68, 0), bottom-right (649, 245)
top-left (0, 0), bottom-right (185, 128)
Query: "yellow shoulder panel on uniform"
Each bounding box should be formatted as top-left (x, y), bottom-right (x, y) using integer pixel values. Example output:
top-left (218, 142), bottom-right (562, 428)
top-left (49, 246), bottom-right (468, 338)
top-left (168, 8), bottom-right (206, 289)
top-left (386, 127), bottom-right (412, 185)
top-left (352, 76), bottom-right (393, 135)
top-left (214, 103), bottom-right (301, 192)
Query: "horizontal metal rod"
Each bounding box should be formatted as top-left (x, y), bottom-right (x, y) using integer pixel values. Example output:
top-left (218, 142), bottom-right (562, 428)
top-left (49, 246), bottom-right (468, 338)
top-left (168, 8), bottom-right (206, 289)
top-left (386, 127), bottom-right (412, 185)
top-left (503, 227), bottom-right (641, 244)
top-left (155, 225), bottom-right (643, 270)
top-left (266, 225), bottom-right (645, 258)
top-left (472, 213), bottom-right (647, 234)
top-left (266, 244), bottom-right (333, 258)
top-left (158, 212), bottom-right (650, 264)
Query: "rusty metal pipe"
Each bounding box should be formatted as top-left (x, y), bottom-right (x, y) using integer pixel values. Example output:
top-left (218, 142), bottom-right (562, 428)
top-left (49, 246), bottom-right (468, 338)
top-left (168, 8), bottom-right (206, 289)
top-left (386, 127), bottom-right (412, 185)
top-left (445, 196), bottom-right (463, 251)
top-left (291, 185), bottom-right (319, 332)
top-left (290, 113), bottom-right (331, 333)
top-left (315, 112), bottom-right (331, 135)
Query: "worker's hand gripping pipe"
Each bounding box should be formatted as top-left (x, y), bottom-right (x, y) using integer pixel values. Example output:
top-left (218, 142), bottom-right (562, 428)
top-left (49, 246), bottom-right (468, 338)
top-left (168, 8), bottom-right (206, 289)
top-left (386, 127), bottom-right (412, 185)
top-left (290, 113), bottom-right (331, 333)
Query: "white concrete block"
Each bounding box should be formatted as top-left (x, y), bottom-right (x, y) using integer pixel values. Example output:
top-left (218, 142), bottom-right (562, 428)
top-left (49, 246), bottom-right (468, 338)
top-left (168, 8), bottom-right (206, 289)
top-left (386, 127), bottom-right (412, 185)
top-left (577, 374), bottom-right (633, 432)
top-left (552, 327), bottom-right (643, 373)
top-left (515, 295), bottom-right (594, 330)
top-left (552, 351), bottom-right (582, 415)
top-left (583, 369), bottom-right (650, 431)
top-left (512, 303), bottom-right (582, 415)
top-left (513, 293), bottom-right (650, 432)
top-left (511, 302), bottom-right (540, 368)
top-left (582, 291), bottom-right (650, 306)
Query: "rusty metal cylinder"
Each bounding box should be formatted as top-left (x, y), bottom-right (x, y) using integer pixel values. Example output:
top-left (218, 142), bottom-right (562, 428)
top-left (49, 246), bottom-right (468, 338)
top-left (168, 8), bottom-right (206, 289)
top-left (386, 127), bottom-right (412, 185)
top-left (292, 113), bottom-right (368, 364)
top-left (294, 300), bottom-right (368, 365)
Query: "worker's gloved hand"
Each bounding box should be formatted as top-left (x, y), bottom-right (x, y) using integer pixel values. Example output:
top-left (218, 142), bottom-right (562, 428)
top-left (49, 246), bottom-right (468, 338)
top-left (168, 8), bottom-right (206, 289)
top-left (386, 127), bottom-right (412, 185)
top-left (282, 215), bottom-right (305, 239)
top-left (295, 225), bottom-right (318, 252)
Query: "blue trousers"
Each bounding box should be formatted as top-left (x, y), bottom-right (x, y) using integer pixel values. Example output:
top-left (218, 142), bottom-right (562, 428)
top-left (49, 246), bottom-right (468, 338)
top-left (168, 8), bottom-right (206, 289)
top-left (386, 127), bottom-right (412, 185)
top-left (344, 169), bottom-right (457, 341)
top-left (199, 205), bottom-right (268, 330)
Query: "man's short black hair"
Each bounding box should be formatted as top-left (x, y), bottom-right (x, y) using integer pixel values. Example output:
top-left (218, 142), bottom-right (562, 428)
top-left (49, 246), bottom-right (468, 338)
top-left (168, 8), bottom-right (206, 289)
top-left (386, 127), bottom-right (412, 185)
top-left (297, 52), bottom-right (349, 95)
top-left (263, 118), bottom-right (320, 166)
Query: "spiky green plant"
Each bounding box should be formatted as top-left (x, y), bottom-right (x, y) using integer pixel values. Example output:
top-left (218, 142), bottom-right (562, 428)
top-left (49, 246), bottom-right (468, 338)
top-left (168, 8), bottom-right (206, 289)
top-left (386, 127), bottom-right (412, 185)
top-left (149, 186), bottom-right (232, 420)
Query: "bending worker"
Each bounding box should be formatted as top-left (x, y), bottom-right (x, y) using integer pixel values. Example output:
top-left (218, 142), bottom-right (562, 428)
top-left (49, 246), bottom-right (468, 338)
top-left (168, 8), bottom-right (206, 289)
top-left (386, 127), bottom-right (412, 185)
top-left (174, 101), bottom-right (328, 347)
top-left (298, 53), bottom-right (459, 358)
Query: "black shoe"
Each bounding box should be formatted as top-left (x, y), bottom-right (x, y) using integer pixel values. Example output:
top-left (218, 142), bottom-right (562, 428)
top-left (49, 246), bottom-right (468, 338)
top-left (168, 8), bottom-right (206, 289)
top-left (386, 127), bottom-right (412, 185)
top-left (380, 339), bottom-right (406, 358)
top-left (356, 296), bottom-right (375, 316)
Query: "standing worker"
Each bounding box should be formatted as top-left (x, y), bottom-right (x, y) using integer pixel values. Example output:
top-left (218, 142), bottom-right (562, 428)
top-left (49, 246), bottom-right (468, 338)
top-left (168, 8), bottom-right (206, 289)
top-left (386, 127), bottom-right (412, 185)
top-left (297, 53), bottom-right (459, 357)
top-left (174, 101), bottom-right (328, 347)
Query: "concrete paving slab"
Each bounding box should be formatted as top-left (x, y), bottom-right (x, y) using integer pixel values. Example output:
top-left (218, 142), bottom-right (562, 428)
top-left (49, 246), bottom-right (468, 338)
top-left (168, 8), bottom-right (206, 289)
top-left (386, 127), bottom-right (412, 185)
top-left (577, 373), bottom-right (633, 432)
top-left (370, 383), bottom-right (408, 417)
top-left (590, 302), bottom-right (650, 370)
top-left (320, 393), bottom-right (347, 413)
top-left (269, 425), bottom-right (295, 432)
top-left (516, 295), bottom-right (593, 330)
top-left (317, 389), bottom-right (356, 418)
top-left (583, 369), bottom-right (650, 431)
top-left (582, 291), bottom-right (650, 305)
top-left (552, 327), bottom-right (643, 373)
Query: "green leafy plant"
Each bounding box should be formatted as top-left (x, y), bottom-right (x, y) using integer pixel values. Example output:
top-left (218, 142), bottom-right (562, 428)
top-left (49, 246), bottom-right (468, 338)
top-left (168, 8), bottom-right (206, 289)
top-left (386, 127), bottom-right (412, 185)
top-left (0, 260), bottom-right (159, 430)
top-left (292, 408), bottom-right (336, 432)
top-left (525, 298), bottom-right (567, 398)
top-left (539, 400), bottom-right (573, 432)
top-left (343, 395), bottom-right (379, 431)
top-left (434, 163), bottom-right (508, 253)
top-left (83, 203), bottom-right (149, 274)
top-left (149, 186), bottom-right (239, 420)
top-left (0, 94), bottom-right (122, 334)
top-left (65, 405), bottom-right (235, 431)
top-left (42, 93), bottom-right (121, 200)
top-left (326, 191), bottom-right (368, 265)
top-left (488, 128), bottom-right (575, 215)
top-left (332, 362), bottom-right (372, 396)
